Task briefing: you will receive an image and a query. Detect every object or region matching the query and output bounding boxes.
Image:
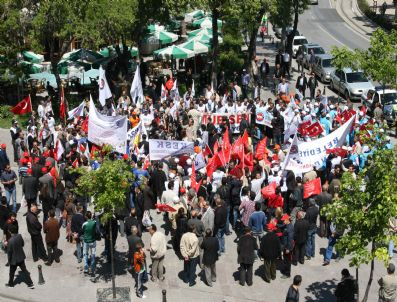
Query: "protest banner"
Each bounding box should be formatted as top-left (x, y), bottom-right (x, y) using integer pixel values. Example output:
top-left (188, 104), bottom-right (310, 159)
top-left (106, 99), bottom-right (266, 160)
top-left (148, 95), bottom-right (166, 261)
top-left (201, 112), bottom-right (251, 133)
top-left (255, 107), bottom-right (273, 128)
top-left (88, 97), bottom-right (128, 154)
top-left (149, 139), bottom-right (194, 160)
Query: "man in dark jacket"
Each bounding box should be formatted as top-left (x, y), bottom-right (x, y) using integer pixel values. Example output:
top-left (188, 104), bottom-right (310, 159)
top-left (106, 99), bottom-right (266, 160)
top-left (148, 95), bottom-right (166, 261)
top-left (315, 186), bottom-right (332, 237)
top-left (305, 199), bottom-right (319, 259)
top-left (71, 206), bottom-right (85, 263)
top-left (43, 209), bottom-right (60, 265)
top-left (293, 211), bottom-right (309, 265)
top-left (0, 197), bottom-right (10, 230)
top-left (26, 204), bottom-right (48, 262)
top-left (260, 222), bottom-right (282, 283)
top-left (6, 225), bottom-right (34, 288)
top-left (22, 169), bottom-right (39, 211)
top-left (216, 177), bottom-right (231, 235)
top-left (237, 226), bottom-right (258, 286)
top-left (214, 198), bottom-right (227, 254)
top-left (0, 143), bottom-right (9, 175)
top-left (335, 269), bottom-right (356, 302)
top-left (201, 228), bottom-right (219, 287)
top-left (281, 214), bottom-right (294, 279)
top-left (295, 72), bottom-right (307, 97)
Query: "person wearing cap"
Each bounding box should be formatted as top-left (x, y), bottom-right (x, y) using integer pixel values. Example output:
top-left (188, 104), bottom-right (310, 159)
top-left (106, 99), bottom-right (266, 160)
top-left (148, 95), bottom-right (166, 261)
top-left (280, 214), bottom-right (294, 279)
top-left (22, 168), bottom-right (38, 211)
top-left (260, 222), bottom-right (282, 283)
top-left (237, 226), bottom-right (258, 286)
top-left (169, 196), bottom-right (185, 231)
top-left (18, 158), bottom-right (29, 185)
top-left (335, 268), bottom-right (356, 302)
top-left (378, 263), bottom-right (397, 302)
top-left (148, 224), bottom-right (167, 282)
top-left (0, 144), bottom-right (9, 175)
top-left (305, 198), bottom-right (319, 260)
top-left (293, 211), bottom-right (309, 265)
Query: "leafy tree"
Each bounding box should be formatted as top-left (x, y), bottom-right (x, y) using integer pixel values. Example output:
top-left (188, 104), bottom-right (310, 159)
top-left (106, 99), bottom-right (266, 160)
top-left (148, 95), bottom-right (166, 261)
top-left (75, 145), bottom-right (133, 299)
top-left (285, 0), bottom-right (311, 55)
top-left (330, 46), bottom-right (360, 71)
top-left (323, 134), bottom-right (397, 302)
top-left (359, 29), bottom-right (397, 90)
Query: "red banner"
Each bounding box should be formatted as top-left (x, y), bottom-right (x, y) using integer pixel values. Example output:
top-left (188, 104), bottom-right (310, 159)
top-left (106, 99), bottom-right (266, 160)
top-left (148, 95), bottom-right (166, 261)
top-left (303, 177), bottom-right (322, 199)
top-left (261, 182), bottom-right (277, 198)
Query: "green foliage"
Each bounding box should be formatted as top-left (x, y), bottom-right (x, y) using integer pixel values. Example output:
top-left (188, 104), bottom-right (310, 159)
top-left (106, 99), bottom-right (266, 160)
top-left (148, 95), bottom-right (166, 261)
top-left (74, 150), bottom-right (133, 223)
top-left (330, 46), bottom-right (360, 71)
top-left (323, 141), bottom-right (397, 268)
top-left (0, 105), bottom-right (13, 119)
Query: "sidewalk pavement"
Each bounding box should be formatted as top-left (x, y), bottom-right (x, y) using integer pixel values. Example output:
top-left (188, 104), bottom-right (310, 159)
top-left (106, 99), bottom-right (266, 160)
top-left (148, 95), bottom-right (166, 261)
top-left (368, 0), bottom-right (397, 22)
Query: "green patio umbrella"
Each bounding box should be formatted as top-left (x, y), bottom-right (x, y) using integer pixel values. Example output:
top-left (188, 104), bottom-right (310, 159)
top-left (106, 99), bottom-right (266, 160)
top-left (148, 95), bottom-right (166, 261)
top-left (22, 51), bottom-right (44, 64)
top-left (154, 45), bottom-right (195, 59)
top-left (151, 30), bottom-right (178, 44)
top-left (147, 24), bottom-right (165, 33)
top-left (188, 28), bottom-right (216, 37)
top-left (99, 46), bottom-right (138, 58)
top-left (20, 61), bottom-right (43, 74)
top-left (179, 40), bottom-right (209, 54)
top-left (192, 17), bottom-right (222, 29)
top-left (185, 10), bottom-right (205, 20)
top-left (62, 49), bottom-right (103, 63)
top-left (189, 33), bottom-right (223, 45)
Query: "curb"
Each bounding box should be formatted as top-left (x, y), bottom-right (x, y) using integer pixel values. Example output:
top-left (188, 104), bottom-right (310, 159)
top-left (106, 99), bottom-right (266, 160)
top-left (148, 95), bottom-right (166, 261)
top-left (335, 0), bottom-right (374, 41)
top-left (354, 0), bottom-right (392, 33)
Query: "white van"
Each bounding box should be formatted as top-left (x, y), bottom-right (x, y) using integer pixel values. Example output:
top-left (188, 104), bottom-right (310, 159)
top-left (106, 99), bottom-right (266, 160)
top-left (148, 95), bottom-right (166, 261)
top-left (292, 36), bottom-right (308, 58)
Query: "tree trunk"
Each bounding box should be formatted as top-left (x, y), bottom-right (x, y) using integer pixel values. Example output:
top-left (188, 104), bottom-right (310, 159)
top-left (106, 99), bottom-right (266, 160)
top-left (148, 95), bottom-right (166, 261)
top-left (356, 267), bottom-right (359, 302)
top-left (247, 27), bottom-right (257, 73)
top-left (286, 9), bottom-right (299, 56)
top-left (211, 8), bottom-right (219, 90)
top-left (362, 242), bottom-right (375, 302)
top-left (110, 222), bottom-right (116, 299)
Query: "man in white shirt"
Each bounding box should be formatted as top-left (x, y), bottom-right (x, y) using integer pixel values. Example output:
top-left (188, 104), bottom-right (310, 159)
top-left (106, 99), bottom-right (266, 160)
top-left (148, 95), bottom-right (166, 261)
top-left (251, 170), bottom-right (267, 202)
top-left (278, 77), bottom-right (289, 95)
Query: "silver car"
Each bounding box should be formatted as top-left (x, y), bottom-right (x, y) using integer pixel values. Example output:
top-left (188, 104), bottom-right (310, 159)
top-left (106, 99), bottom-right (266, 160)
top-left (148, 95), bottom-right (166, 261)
top-left (330, 68), bottom-right (375, 100)
top-left (296, 43), bottom-right (326, 69)
top-left (313, 54), bottom-right (335, 83)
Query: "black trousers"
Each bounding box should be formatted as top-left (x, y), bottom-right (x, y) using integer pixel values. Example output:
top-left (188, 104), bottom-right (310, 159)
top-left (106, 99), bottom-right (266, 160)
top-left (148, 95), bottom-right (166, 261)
top-left (46, 241), bottom-right (59, 263)
top-left (263, 259), bottom-right (276, 281)
top-left (31, 234), bottom-right (48, 261)
top-left (239, 263), bottom-right (253, 286)
top-left (282, 250), bottom-right (292, 277)
top-left (294, 242), bottom-right (306, 264)
top-left (8, 261), bottom-right (33, 286)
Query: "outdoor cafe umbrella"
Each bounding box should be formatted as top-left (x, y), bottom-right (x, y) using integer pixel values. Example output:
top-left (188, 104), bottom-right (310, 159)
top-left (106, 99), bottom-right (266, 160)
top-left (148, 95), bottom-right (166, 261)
top-left (151, 30), bottom-right (178, 44)
top-left (189, 33), bottom-right (223, 45)
top-left (184, 10), bottom-right (205, 21)
top-left (22, 51), bottom-right (44, 64)
top-left (192, 17), bottom-right (222, 29)
top-left (153, 45), bottom-right (195, 59)
top-left (147, 24), bottom-right (165, 33)
top-left (179, 40), bottom-right (209, 54)
top-left (188, 28), bottom-right (216, 38)
top-left (99, 45), bottom-right (138, 58)
top-left (62, 48), bottom-right (103, 63)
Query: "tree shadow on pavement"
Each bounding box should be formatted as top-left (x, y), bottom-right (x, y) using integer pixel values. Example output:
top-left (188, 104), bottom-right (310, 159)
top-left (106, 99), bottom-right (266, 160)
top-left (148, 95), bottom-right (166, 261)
top-left (94, 250), bottom-right (128, 282)
top-left (305, 279), bottom-right (338, 302)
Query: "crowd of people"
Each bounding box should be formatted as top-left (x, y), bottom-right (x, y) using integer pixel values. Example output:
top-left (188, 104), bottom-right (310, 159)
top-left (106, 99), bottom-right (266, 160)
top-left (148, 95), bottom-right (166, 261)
top-left (0, 46), bottom-right (397, 302)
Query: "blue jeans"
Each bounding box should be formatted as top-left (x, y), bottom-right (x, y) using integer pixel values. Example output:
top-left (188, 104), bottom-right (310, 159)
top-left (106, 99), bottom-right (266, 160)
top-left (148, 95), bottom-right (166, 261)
top-left (83, 241), bottom-right (96, 273)
top-left (389, 240), bottom-right (394, 258)
top-left (76, 240), bottom-right (83, 262)
top-left (183, 256), bottom-right (198, 285)
top-left (5, 188), bottom-right (17, 212)
top-left (324, 236), bottom-right (338, 262)
top-left (306, 228), bottom-right (316, 258)
top-left (135, 271), bottom-right (144, 297)
top-left (233, 206), bottom-right (240, 228)
top-left (216, 226), bottom-right (226, 253)
top-left (225, 205), bottom-right (230, 233)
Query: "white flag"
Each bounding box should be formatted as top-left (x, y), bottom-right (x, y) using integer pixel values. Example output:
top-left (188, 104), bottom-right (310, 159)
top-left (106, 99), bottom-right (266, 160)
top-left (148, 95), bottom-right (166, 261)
top-left (130, 64), bottom-right (144, 104)
top-left (98, 66), bottom-right (112, 106)
top-left (161, 84), bottom-right (167, 101)
top-left (67, 101), bottom-right (85, 120)
top-left (88, 95), bottom-right (128, 153)
top-left (55, 139), bottom-right (64, 161)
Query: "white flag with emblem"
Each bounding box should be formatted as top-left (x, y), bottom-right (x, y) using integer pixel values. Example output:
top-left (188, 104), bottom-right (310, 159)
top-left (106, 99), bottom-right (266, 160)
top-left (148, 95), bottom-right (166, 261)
top-left (130, 64), bottom-right (144, 104)
top-left (98, 66), bottom-right (112, 106)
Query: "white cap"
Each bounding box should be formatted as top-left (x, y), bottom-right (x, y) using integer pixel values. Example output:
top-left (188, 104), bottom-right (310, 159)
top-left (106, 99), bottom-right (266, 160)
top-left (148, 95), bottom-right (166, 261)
top-left (187, 167), bottom-right (192, 175)
top-left (186, 158), bottom-right (192, 165)
top-left (330, 105), bottom-right (335, 109)
top-left (347, 147), bottom-right (353, 151)
top-left (380, 129), bottom-right (385, 133)
top-left (169, 172), bottom-right (175, 179)
top-left (359, 111), bottom-right (364, 116)
top-left (326, 114), bottom-right (330, 118)
top-left (199, 168), bottom-right (206, 174)
top-left (174, 158), bottom-right (180, 163)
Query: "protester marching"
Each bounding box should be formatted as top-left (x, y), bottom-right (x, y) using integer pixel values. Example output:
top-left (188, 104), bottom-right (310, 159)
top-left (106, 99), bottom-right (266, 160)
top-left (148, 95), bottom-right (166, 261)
top-left (1, 16), bottom-right (397, 302)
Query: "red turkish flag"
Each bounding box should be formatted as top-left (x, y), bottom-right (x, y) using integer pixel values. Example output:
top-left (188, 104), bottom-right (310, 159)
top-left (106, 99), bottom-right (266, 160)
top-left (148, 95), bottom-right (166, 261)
top-left (203, 144), bottom-right (213, 157)
top-left (156, 203), bottom-right (176, 212)
top-left (297, 120), bottom-right (311, 136)
top-left (306, 121), bottom-right (323, 137)
top-left (231, 137), bottom-right (244, 160)
top-left (59, 86), bottom-right (66, 120)
top-left (10, 95), bottom-right (32, 115)
top-left (261, 182), bottom-right (277, 198)
top-left (303, 177), bottom-right (322, 199)
top-left (255, 137), bottom-right (268, 160)
top-left (206, 155), bottom-right (220, 178)
top-left (241, 130), bottom-right (249, 148)
top-left (190, 163), bottom-right (202, 192)
top-left (72, 158), bottom-right (79, 168)
top-left (81, 116), bottom-right (89, 133)
top-left (223, 127), bottom-right (231, 150)
top-left (326, 147), bottom-right (347, 158)
top-left (213, 140), bottom-right (219, 153)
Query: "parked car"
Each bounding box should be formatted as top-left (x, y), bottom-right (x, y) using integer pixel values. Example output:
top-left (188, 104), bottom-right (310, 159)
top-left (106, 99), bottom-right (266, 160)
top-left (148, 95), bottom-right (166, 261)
top-left (296, 43), bottom-right (326, 69)
top-left (329, 68), bottom-right (374, 100)
top-left (292, 36), bottom-right (308, 57)
top-left (273, 26), bottom-right (300, 39)
top-left (361, 88), bottom-right (397, 125)
top-left (310, 0), bottom-right (319, 4)
top-left (312, 54), bottom-right (335, 83)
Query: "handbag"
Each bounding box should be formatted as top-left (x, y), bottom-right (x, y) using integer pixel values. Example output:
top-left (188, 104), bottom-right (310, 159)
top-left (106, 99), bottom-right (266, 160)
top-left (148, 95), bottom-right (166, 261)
top-left (142, 210), bottom-right (152, 227)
